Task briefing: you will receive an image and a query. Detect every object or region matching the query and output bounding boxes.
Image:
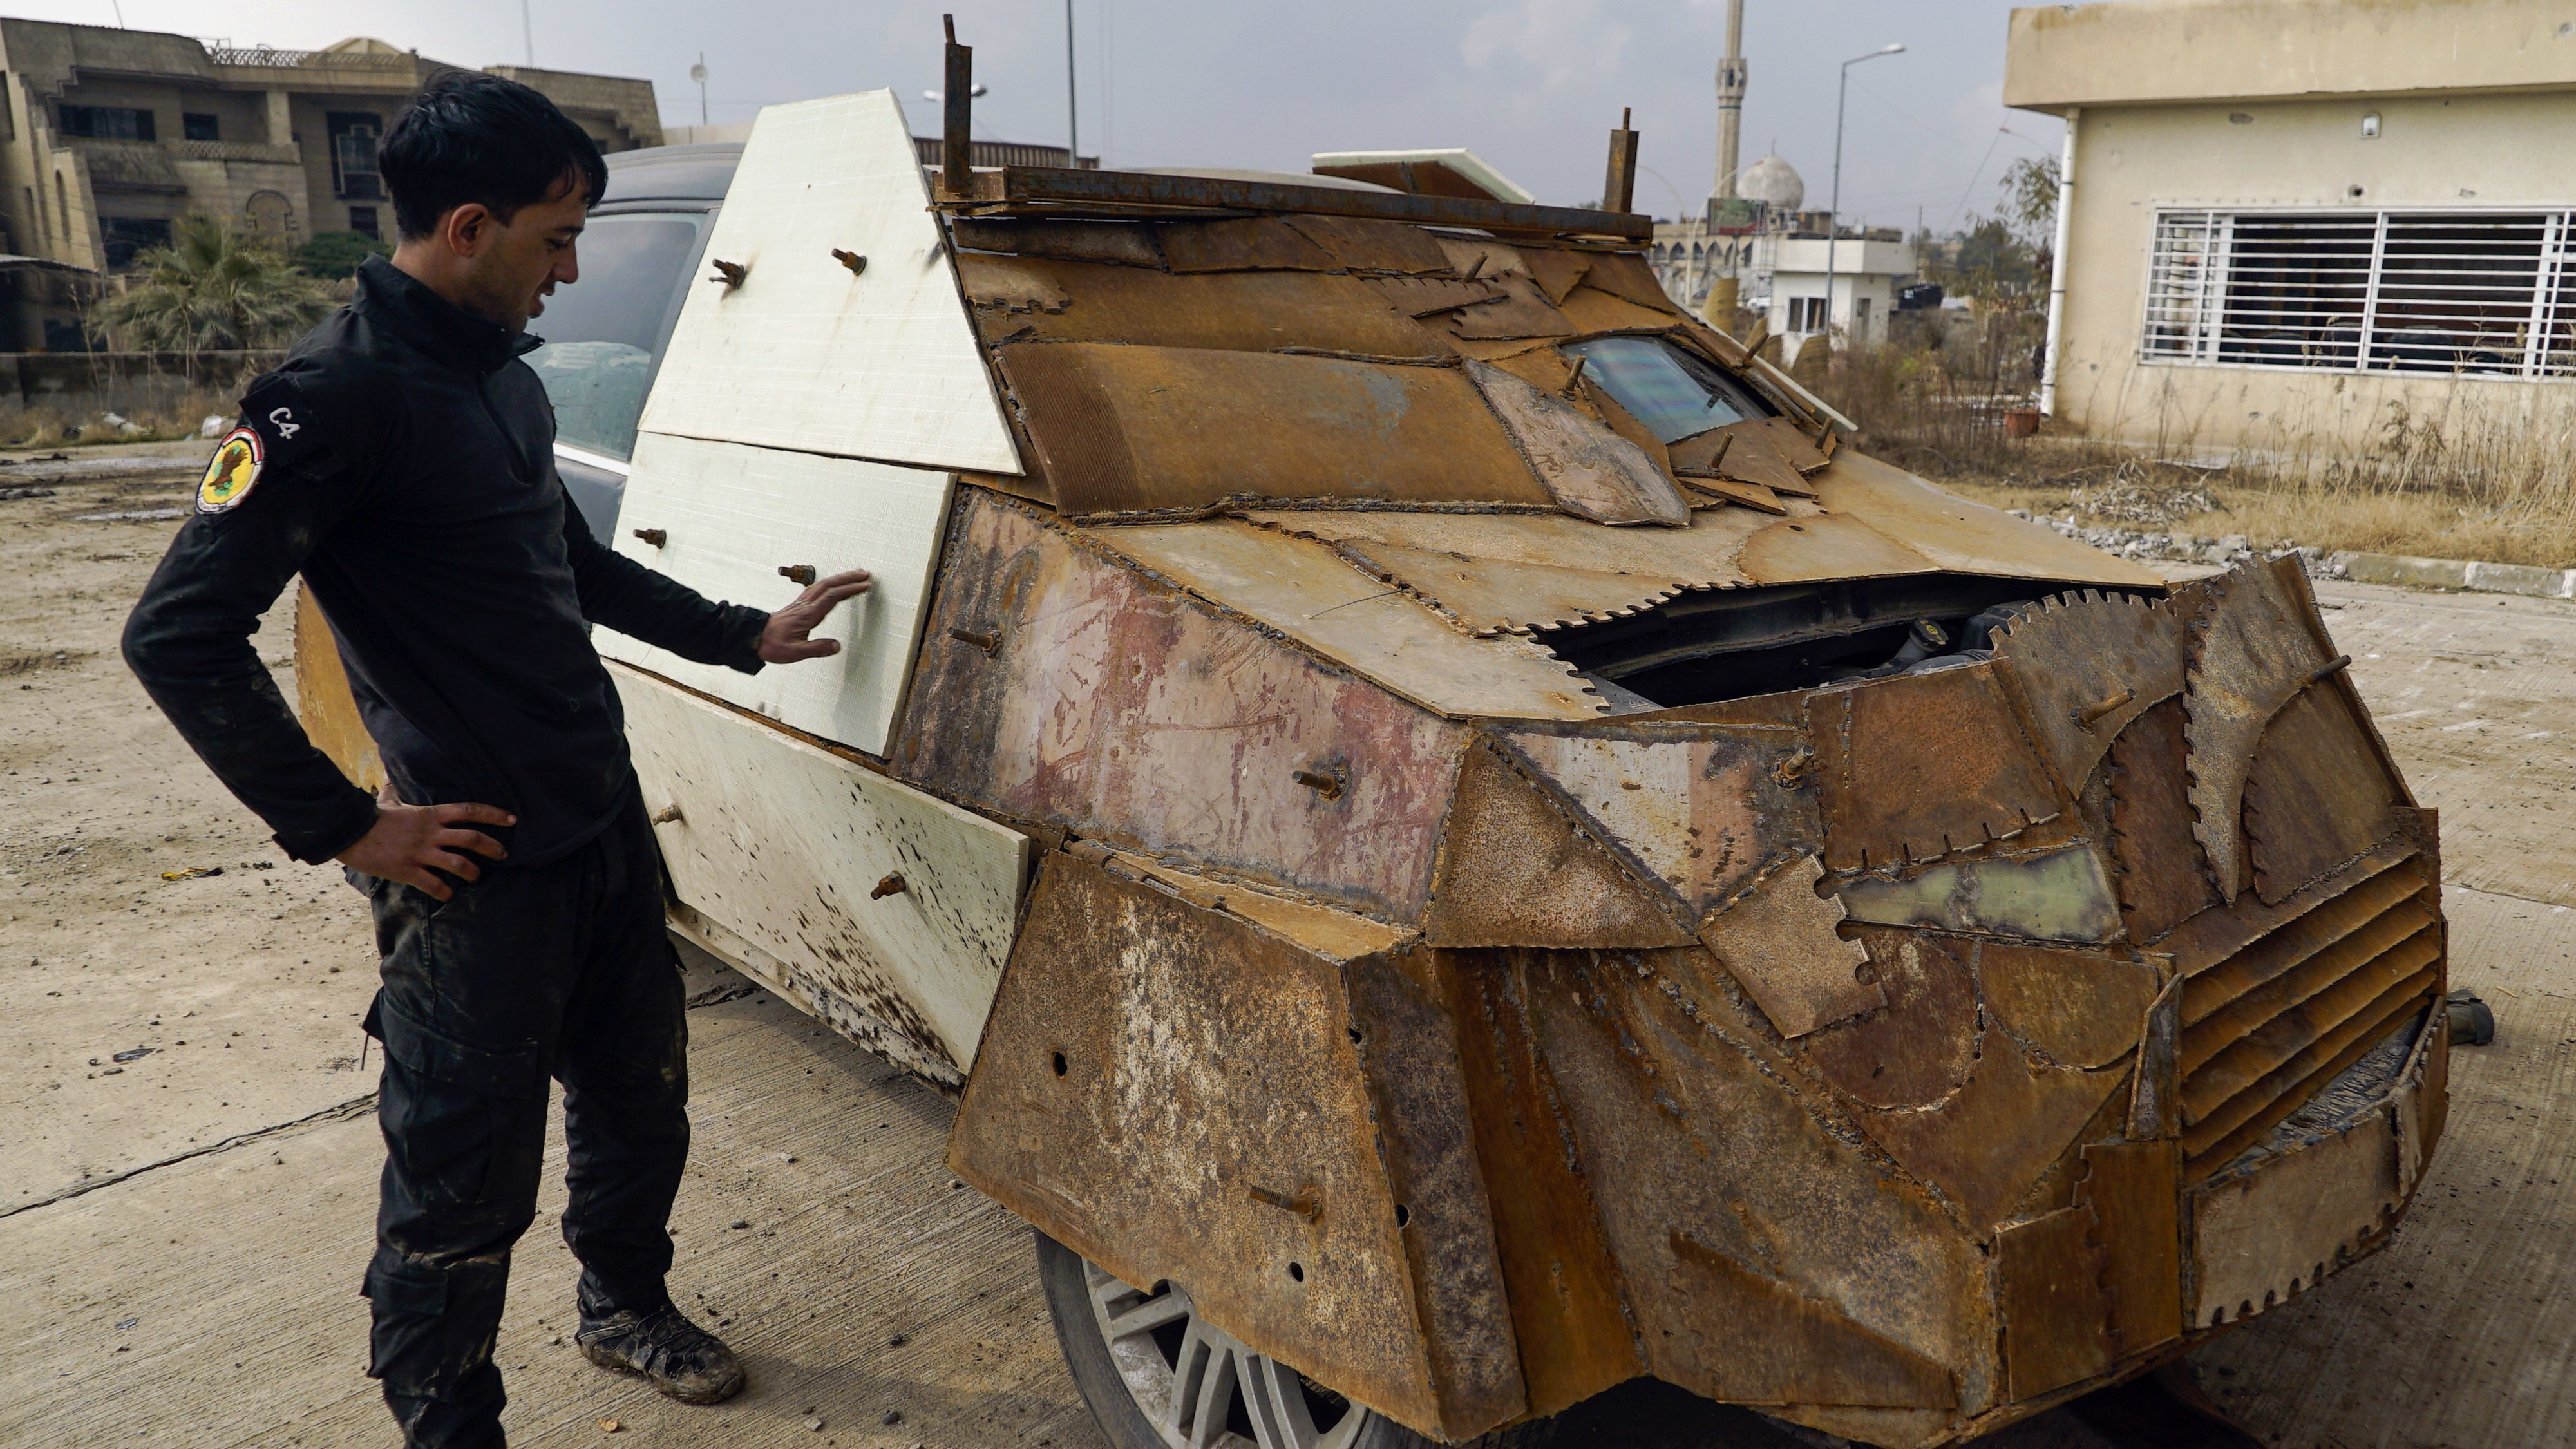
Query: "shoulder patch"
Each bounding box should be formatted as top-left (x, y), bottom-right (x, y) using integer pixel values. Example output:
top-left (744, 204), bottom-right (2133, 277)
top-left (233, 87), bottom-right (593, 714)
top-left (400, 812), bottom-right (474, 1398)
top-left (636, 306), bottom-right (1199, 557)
top-left (197, 427), bottom-right (263, 513)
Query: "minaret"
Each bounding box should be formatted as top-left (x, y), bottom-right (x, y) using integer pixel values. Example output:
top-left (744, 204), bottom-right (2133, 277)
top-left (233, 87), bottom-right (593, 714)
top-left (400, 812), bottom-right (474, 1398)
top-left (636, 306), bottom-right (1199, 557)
top-left (1714, 0), bottom-right (1747, 201)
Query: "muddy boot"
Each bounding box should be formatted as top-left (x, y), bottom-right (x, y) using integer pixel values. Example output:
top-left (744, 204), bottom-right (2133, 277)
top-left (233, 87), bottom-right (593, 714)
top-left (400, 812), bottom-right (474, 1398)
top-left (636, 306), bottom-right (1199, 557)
top-left (576, 1302), bottom-right (748, 1405)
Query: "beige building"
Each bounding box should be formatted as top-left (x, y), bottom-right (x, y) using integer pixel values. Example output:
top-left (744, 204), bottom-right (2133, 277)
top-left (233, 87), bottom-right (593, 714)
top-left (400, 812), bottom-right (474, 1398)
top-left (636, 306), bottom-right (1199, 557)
top-left (0, 20), bottom-right (661, 349)
top-left (2008, 0), bottom-right (2576, 457)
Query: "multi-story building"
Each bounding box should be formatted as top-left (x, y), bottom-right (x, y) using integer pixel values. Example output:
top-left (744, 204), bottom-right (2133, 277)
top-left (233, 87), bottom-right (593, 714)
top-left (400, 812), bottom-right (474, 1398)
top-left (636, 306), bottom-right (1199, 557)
top-left (2009, 0), bottom-right (2576, 452)
top-left (0, 21), bottom-right (661, 349)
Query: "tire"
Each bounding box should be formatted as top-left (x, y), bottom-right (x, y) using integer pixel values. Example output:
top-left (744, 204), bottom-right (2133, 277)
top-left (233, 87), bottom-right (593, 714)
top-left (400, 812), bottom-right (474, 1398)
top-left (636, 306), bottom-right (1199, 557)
top-left (1036, 1229), bottom-right (1435, 1449)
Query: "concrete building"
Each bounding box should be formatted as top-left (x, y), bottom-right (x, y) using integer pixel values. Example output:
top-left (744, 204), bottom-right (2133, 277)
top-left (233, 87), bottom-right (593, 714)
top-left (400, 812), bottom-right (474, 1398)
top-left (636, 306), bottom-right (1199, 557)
top-left (1768, 234), bottom-right (1911, 352)
top-left (0, 21), bottom-right (661, 349)
top-left (2008, 0), bottom-right (2576, 456)
top-left (1649, 152), bottom-right (1807, 317)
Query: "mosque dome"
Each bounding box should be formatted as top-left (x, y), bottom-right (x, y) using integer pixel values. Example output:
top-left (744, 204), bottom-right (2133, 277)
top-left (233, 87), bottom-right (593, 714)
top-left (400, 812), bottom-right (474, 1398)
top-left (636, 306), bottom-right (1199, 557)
top-left (1734, 154), bottom-right (1805, 212)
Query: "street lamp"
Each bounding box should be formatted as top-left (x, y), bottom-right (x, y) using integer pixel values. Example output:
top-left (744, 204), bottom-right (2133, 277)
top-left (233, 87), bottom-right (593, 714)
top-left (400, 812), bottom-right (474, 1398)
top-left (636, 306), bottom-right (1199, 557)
top-left (1824, 43), bottom-right (1904, 350)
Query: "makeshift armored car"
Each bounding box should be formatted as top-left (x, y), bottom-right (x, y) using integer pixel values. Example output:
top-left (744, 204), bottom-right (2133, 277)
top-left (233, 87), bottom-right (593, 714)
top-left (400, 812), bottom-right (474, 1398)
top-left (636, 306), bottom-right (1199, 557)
top-left (297, 71), bottom-right (2451, 1449)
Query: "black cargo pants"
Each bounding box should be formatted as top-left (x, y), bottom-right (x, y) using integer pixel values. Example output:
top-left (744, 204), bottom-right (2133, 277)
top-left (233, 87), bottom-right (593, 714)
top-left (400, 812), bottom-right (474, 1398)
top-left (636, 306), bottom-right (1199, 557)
top-left (354, 793), bottom-right (689, 1448)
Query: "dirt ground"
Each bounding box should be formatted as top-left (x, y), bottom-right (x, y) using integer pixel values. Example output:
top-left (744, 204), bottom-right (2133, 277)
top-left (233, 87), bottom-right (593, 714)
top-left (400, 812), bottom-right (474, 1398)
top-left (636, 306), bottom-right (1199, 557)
top-left (6, 450), bottom-right (2575, 1448)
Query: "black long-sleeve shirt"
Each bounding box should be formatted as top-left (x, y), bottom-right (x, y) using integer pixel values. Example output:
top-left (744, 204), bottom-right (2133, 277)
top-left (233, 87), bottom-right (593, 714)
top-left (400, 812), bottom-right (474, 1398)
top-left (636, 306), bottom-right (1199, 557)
top-left (123, 255), bottom-right (768, 866)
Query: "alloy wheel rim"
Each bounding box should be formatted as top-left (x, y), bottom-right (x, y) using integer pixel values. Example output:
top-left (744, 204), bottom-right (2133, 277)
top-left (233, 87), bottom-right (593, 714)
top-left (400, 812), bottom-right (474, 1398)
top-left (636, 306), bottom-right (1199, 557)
top-left (1082, 1258), bottom-right (1377, 1449)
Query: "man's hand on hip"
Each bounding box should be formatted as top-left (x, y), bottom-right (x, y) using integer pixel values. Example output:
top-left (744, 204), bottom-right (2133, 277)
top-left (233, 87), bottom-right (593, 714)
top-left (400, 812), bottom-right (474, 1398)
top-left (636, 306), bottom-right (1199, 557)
top-left (336, 784), bottom-right (514, 900)
top-left (759, 569), bottom-right (872, 664)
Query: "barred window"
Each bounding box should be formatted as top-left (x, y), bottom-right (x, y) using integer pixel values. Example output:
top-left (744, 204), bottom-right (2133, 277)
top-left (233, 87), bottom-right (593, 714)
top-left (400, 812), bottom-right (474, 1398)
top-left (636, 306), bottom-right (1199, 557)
top-left (2142, 209), bottom-right (2576, 379)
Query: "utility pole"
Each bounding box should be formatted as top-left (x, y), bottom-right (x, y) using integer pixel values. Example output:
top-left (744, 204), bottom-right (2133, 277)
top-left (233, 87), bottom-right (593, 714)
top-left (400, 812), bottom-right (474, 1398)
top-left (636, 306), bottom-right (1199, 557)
top-left (1826, 43), bottom-right (1904, 346)
top-left (522, 0), bottom-right (534, 67)
top-left (1066, 0), bottom-right (1079, 167)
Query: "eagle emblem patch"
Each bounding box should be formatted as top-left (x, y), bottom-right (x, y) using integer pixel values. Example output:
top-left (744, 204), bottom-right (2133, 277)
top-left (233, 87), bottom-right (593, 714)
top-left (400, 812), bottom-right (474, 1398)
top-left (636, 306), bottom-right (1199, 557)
top-left (198, 427), bottom-right (262, 514)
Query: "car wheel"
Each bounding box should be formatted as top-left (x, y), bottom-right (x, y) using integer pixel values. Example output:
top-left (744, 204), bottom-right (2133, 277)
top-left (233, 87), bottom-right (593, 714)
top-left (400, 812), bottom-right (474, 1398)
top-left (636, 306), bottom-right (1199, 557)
top-left (1036, 1229), bottom-right (1432, 1449)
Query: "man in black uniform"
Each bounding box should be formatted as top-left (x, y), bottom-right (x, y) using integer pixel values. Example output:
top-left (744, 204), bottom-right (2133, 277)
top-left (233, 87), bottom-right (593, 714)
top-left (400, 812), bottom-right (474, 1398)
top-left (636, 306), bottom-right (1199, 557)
top-left (122, 73), bottom-right (867, 1448)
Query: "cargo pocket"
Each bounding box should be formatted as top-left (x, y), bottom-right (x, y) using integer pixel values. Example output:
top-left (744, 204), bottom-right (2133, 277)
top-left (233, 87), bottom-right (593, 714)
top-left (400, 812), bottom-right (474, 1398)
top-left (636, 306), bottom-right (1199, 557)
top-left (368, 990), bottom-right (548, 1211)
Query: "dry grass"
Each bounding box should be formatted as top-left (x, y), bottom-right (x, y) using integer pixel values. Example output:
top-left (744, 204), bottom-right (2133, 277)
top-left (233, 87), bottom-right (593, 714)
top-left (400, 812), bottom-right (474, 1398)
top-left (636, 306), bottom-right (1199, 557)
top-left (1815, 329), bottom-right (2576, 569)
top-left (0, 381), bottom-right (242, 448)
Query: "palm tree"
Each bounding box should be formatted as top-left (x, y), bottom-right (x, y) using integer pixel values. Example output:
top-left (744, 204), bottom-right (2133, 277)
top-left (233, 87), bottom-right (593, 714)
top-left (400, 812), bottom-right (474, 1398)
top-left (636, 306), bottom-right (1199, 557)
top-left (93, 216), bottom-right (337, 356)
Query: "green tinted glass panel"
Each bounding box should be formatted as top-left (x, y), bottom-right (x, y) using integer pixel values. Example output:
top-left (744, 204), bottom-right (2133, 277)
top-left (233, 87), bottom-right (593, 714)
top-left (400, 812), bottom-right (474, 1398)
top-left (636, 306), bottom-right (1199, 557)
top-left (1560, 335), bottom-right (1770, 442)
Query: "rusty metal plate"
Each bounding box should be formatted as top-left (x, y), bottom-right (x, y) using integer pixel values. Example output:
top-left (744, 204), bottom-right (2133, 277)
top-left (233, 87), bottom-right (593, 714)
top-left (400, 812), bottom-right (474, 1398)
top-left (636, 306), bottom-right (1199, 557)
top-left (949, 216), bottom-right (1167, 268)
top-left (978, 258), bottom-right (1455, 356)
top-left (2190, 1110), bottom-right (2401, 1328)
top-left (1431, 235), bottom-right (1526, 284)
top-left (1241, 507), bottom-right (1773, 638)
top-left (2128, 976), bottom-right (2181, 1140)
top-left (1995, 1204), bottom-right (2117, 1402)
top-left (1421, 739), bottom-right (1694, 949)
top-left (1835, 844), bottom-right (2123, 945)
top-left (2159, 821), bottom-right (2429, 978)
top-left (1573, 251), bottom-right (1684, 314)
top-left (1431, 948), bottom-right (1645, 1416)
top-left (1158, 215), bottom-right (1338, 271)
top-left (1799, 931), bottom-right (1976, 1108)
top-left (1738, 511), bottom-right (1941, 584)
top-left (2106, 697), bottom-right (2221, 942)
top-left (1698, 854), bottom-right (1880, 1038)
top-left (2081, 1141), bottom-right (2183, 1356)
top-left (1517, 246), bottom-right (1595, 305)
top-left (1810, 451), bottom-right (2165, 591)
top-left (1517, 947), bottom-right (1982, 1410)
top-left (957, 251), bottom-right (1073, 315)
top-left (1808, 662), bottom-right (2071, 871)
top-left (1980, 943), bottom-right (2163, 1070)
top-left (1496, 719), bottom-right (1821, 921)
top-left (894, 490), bottom-right (1464, 918)
top-left (1283, 214), bottom-right (1457, 274)
top-left (1083, 516), bottom-right (1614, 721)
top-left (999, 343), bottom-right (1551, 515)
top-left (1990, 588), bottom-right (2186, 793)
top-left (1468, 359), bottom-right (1690, 527)
top-left (1557, 285), bottom-right (1683, 335)
top-left (2182, 559), bottom-right (2340, 901)
top-left (1689, 421), bottom-right (1810, 497)
top-left (1367, 274), bottom-right (1507, 317)
top-left (1841, 934), bottom-right (2132, 1236)
top-left (1341, 945), bottom-right (1531, 1432)
top-left (2243, 682), bottom-right (2405, 906)
top-left (1444, 273), bottom-right (1578, 339)
top-left (1681, 476), bottom-right (1790, 515)
top-left (947, 850), bottom-right (1522, 1437)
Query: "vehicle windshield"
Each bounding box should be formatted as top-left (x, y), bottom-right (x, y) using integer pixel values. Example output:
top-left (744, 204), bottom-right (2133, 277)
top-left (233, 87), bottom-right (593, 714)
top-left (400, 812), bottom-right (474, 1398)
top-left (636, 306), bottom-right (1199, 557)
top-left (1561, 335), bottom-right (1772, 442)
top-left (526, 211), bottom-right (706, 460)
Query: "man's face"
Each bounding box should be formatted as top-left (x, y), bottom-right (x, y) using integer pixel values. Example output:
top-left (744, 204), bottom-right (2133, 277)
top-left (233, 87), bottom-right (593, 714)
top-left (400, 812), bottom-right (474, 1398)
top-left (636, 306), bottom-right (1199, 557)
top-left (455, 176), bottom-right (589, 333)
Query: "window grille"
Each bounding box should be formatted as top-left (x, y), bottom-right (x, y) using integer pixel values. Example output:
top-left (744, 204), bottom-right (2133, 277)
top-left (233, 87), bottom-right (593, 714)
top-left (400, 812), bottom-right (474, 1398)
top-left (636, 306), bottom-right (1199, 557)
top-left (2143, 208), bottom-right (2576, 379)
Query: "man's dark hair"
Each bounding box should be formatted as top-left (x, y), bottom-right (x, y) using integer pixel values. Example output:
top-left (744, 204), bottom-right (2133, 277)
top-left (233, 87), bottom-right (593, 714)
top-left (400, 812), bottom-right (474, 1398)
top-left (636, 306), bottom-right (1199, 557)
top-left (379, 70), bottom-right (609, 241)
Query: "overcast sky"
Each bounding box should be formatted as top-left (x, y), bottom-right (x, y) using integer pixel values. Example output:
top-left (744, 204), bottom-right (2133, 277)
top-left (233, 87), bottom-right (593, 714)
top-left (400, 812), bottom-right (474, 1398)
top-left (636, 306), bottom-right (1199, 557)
top-left (37, 0), bottom-right (2069, 231)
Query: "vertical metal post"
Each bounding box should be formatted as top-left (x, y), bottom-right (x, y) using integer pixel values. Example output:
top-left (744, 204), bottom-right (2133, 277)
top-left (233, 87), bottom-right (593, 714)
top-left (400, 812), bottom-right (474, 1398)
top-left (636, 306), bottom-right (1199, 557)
top-left (1826, 66), bottom-right (1848, 346)
top-left (522, 0), bottom-right (534, 66)
top-left (2356, 210), bottom-right (2390, 372)
top-left (2522, 212), bottom-right (2561, 379)
top-left (1602, 108), bottom-right (1639, 214)
top-left (2040, 108), bottom-right (2078, 415)
top-left (1066, 0), bottom-right (1079, 167)
top-left (942, 15), bottom-right (973, 200)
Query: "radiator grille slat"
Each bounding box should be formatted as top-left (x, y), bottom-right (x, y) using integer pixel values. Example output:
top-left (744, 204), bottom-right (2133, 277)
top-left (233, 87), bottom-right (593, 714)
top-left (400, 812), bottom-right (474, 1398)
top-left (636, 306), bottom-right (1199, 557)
top-left (2177, 855), bottom-right (2443, 1176)
top-left (2181, 866), bottom-right (2425, 1025)
top-left (2180, 900), bottom-right (2437, 1074)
